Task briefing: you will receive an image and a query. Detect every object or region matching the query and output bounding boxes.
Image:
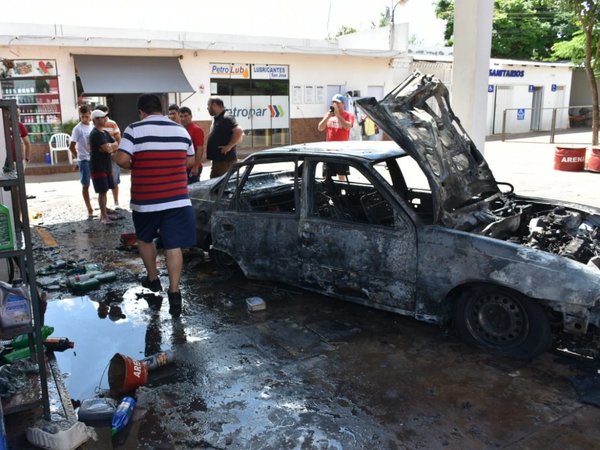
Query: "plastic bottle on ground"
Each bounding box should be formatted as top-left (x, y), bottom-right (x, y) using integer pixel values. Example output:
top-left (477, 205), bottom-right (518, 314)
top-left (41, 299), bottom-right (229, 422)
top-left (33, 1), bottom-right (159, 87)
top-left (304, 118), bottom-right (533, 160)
top-left (43, 337), bottom-right (74, 352)
top-left (111, 396), bottom-right (136, 436)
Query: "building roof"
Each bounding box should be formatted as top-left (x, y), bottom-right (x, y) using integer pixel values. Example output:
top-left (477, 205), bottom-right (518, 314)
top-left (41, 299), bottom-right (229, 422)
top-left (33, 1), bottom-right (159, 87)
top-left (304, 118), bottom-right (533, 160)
top-left (0, 22), bottom-right (407, 58)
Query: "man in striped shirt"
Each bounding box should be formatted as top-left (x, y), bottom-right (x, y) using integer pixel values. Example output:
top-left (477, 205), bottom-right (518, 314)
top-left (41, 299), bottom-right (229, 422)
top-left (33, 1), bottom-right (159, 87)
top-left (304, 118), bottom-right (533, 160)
top-left (115, 94), bottom-right (196, 316)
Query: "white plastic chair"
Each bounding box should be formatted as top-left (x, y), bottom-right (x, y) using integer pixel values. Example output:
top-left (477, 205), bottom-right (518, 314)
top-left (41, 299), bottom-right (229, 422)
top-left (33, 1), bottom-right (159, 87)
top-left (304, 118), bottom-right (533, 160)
top-left (48, 133), bottom-right (72, 165)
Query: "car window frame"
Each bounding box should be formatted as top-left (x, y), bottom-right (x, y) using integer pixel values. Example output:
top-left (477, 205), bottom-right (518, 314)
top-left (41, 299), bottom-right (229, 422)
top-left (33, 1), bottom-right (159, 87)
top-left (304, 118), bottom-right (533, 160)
top-left (304, 156), bottom-right (415, 231)
top-left (218, 157), bottom-right (302, 216)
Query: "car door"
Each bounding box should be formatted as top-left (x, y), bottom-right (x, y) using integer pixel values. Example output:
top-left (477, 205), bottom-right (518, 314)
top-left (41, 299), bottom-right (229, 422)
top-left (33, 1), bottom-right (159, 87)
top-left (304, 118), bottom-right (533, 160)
top-left (298, 159), bottom-right (417, 313)
top-left (211, 158), bottom-right (301, 283)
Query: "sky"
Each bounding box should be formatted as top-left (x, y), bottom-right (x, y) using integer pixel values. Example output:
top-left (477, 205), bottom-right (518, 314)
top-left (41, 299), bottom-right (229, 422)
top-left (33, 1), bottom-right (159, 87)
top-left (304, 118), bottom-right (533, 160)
top-left (4, 0), bottom-right (446, 46)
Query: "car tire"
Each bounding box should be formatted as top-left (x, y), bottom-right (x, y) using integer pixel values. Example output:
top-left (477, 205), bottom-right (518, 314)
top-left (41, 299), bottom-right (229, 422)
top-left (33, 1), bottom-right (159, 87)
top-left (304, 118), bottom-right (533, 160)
top-left (454, 285), bottom-right (551, 359)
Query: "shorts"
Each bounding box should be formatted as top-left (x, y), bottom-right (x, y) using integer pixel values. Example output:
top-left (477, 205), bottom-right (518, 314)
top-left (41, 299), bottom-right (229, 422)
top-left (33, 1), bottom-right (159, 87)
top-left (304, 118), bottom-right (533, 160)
top-left (79, 160), bottom-right (91, 186)
top-left (111, 160), bottom-right (121, 185)
top-left (210, 159), bottom-right (236, 179)
top-left (91, 171), bottom-right (115, 194)
top-left (132, 206), bottom-right (196, 250)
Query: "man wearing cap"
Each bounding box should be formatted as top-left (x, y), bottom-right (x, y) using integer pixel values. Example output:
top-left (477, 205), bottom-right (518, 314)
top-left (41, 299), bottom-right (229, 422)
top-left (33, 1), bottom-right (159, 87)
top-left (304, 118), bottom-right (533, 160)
top-left (318, 94), bottom-right (355, 141)
top-left (317, 93), bottom-right (355, 179)
top-left (88, 109), bottom-right (118, 224)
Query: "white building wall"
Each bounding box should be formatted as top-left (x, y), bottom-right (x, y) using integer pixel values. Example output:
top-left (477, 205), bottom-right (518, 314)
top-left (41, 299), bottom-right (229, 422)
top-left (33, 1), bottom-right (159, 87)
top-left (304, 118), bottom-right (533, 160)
top-left (1, 44), bottom-right (396, 126)
top-left (1, 34), bottom-right (574, 139)
top-left (486, 62), bottom-right (573, 134)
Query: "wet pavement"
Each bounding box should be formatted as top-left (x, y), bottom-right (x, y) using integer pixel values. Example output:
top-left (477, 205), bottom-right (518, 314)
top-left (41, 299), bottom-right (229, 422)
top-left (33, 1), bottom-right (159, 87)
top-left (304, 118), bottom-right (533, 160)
top-left (19, 133), bottom-right (600, 449)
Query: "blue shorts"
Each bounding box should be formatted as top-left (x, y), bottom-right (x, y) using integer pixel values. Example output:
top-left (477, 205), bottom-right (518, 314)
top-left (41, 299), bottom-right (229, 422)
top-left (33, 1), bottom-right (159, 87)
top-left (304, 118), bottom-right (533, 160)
top-left (112, 160), bottom-right (121, 185)
top-left (79, 160), bottom-right (91, 187)
top-left (132, 206), bottom-right (197, 249)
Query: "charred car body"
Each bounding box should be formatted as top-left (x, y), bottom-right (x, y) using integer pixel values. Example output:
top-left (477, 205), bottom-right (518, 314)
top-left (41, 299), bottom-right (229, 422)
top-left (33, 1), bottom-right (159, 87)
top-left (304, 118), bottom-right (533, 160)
top-left (190, 72), bottom-right (600, 359)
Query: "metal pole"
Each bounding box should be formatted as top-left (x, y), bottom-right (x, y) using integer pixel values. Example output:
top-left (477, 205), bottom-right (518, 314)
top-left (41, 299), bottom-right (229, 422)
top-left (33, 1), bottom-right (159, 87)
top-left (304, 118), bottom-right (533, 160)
top-left (550, 108), bottom-right (557, 144)
top-left (502, 109), bottom-right (507, 141)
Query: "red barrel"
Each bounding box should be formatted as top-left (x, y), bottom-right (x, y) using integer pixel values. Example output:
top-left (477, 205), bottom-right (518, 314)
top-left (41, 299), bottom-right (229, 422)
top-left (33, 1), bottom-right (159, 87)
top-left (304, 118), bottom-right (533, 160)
top-left (554, 146), bottom-right (586, 171)
top-left (588, 147), bottom-right (600, 173)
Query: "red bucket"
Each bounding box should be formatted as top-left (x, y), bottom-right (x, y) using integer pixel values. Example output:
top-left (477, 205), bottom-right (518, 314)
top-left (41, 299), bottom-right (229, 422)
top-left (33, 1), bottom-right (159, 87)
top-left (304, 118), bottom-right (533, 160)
top-left (108, 353), bottom-right (148, 395)
top-left (554, 146), bottom-right (586, 171)
top-left (588, 147), bottom-right (600, 173)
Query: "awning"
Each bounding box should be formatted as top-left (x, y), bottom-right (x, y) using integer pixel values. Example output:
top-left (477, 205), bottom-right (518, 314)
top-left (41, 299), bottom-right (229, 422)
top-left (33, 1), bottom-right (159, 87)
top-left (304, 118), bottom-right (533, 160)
top-left (73, 55), bottom-right (193, 94)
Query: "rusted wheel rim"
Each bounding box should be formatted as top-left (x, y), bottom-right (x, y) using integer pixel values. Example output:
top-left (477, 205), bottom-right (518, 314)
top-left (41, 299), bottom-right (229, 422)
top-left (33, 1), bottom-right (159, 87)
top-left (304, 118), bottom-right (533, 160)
top-left (465, 291), bottom-right (529, 349)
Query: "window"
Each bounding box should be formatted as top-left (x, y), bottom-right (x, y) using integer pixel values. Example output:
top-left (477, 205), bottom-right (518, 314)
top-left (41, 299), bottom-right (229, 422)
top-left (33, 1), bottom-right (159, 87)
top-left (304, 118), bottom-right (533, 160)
top-left (311, 161), bottom-right (395, 227)
top-left (233, 160), bottom-right (300, 214)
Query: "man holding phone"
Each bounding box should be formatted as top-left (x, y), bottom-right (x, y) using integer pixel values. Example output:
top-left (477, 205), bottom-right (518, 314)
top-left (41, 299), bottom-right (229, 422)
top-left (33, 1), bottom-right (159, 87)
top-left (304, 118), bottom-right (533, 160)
top-left (318, 94), bottom-right (354, 141)
top-left (317, 93), bottom-right (355, 179)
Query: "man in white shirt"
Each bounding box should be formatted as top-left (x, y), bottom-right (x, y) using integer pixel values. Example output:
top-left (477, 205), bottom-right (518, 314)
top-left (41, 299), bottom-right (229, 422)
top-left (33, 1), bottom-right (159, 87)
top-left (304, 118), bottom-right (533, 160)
top-left (69, 105), bottom-right (94, 218)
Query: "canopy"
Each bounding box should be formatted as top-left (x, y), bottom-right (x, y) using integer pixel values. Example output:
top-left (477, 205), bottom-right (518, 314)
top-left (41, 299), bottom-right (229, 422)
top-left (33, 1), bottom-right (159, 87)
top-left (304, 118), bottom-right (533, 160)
top-left (73, 55), bottom-right (193, 94)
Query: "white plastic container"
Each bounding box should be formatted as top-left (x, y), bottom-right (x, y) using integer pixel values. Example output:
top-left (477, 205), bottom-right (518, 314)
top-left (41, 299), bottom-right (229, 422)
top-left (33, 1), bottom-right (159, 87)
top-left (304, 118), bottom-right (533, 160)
top-left (246, 296), bottom-right (266, 312)
top-left (0, 281), bottom-right (31, 329)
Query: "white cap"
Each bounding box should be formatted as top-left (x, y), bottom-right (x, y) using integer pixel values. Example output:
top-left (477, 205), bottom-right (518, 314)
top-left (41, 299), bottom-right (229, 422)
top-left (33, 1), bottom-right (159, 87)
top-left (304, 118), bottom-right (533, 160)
top-left (91, 109), bottom-right (108, 119)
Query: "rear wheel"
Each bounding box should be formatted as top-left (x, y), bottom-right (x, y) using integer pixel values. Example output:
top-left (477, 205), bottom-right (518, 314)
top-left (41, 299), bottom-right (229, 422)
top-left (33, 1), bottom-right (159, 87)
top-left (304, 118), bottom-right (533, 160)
top-left (454, 285), bottom-right (551, 359)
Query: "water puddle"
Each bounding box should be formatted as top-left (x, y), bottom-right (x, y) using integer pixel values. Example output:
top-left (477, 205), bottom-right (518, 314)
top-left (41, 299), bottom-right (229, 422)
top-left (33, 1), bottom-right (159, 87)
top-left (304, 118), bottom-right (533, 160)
top-left (44, 289), bottom-right (175, 401)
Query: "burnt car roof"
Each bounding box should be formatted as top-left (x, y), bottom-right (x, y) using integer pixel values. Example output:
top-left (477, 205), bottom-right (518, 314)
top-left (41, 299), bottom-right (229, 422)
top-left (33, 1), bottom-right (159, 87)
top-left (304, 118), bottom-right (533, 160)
top-left (244, 140), bottom-right (406, 162)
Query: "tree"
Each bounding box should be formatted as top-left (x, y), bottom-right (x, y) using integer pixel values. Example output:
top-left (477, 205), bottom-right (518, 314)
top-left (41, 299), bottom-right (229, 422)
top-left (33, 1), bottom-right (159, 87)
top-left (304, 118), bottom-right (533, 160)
top-left (434, 0), bottom-right (577, 60)
top-left (334, 26), bottom-right (358, 38)
top-left (552, 1), bottom-right (599, 145)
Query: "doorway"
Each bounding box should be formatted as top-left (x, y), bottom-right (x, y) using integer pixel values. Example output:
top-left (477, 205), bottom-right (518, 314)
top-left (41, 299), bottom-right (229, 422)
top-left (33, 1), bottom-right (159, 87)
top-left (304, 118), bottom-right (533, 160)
top-left (531, 86), bottom-right (544, 131)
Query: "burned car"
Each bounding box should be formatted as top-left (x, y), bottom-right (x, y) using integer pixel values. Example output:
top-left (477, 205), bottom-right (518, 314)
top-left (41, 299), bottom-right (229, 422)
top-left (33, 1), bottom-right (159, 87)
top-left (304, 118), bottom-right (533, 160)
top-left (190, 72), bottom-right (600, 359)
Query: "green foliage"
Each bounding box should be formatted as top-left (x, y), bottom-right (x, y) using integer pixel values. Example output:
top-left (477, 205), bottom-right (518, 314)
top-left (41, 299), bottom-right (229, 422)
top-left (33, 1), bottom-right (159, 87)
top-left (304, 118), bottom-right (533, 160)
top-left (334, 26), bottom-right (358, 38)
top-left (61, 119), bottom-right (78, 136)
top-left (434, 0), bottom-right (578, 60)
top-left (552, 31), bottom-right (587, 64)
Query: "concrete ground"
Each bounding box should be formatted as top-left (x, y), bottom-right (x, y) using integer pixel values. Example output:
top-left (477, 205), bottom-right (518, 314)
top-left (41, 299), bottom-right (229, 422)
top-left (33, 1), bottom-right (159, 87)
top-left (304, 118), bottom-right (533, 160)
top-left (14, 130), bottom-right (600, 449)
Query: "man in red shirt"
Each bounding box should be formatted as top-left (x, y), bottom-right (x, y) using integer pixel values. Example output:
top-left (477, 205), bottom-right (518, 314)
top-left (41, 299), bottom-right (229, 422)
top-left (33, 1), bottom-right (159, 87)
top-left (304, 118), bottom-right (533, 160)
top-left (317, 94), bottom-right (355, 180)
top-left (318, 94), bottom-right (355, 141)
top-left (179, 106), bottom-right (204, 184)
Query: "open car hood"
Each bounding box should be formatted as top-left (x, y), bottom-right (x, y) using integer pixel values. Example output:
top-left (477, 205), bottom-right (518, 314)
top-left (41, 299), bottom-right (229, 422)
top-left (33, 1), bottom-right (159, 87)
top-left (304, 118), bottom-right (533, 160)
top-left (356, 71), bottom-right (499, 225)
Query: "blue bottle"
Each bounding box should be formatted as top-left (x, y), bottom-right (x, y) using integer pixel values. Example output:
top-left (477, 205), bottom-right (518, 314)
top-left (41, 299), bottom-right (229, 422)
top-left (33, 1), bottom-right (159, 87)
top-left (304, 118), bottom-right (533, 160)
top-left (111, 396), bottom-right (136, 436)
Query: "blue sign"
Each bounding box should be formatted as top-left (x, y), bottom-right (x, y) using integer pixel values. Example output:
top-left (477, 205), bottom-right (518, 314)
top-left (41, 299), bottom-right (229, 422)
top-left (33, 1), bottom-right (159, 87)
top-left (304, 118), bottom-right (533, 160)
top-left (488, 85), bottom-right (495, 93)
top-left (517, 108), bottom-right (525, 120)
top-left (551, 84), bottom-right (557, 92)
top-left (528, 85), bottom-right (535, 93)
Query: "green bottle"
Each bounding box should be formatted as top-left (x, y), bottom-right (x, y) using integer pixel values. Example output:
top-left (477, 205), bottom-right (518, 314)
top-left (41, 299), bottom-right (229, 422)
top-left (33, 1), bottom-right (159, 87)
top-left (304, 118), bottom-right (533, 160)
top-left (95, 271), bottom-right (116, 283)
top-left (10, 325), bottom-right (54, 349)
top-left (71, 277), bottom-right (100, 293)
top-left (1, 345), bottom-right (33, 364)
top-left (0, 204), bottom-right (14, 251)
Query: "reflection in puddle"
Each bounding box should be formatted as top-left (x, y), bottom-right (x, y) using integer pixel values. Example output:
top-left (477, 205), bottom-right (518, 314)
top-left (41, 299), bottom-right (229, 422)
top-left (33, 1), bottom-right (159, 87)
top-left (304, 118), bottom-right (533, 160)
top-left (44, 288), bottom-right (186, 401)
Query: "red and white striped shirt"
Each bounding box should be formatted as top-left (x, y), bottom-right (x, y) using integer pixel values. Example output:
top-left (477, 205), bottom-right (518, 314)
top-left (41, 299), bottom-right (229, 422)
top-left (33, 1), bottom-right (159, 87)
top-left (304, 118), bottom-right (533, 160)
top-left (119, 115), bottom-right (194, 212)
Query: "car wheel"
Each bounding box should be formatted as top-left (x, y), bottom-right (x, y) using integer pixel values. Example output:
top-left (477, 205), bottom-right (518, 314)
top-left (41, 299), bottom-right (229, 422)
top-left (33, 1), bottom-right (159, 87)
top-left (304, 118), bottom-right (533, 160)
top-left (454, 285), bottom-right (551, 359)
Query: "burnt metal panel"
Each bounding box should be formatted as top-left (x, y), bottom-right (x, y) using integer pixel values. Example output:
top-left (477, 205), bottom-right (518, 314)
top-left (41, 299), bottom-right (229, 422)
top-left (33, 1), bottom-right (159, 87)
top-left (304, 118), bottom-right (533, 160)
top-left (414, 226), bottom-right (600, 331)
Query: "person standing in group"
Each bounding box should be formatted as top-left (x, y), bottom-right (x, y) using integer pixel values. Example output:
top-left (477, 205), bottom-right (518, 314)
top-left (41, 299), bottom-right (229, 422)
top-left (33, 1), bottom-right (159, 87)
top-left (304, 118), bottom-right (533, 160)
top-left (88, 109), bottom-right (118, 224)
top-left (167, 104), bottom-right (180, 124)
top-left (317, 94), bottom-right (355, 180)
top-left (115, 94), bottom-right (196, 316)
top-left (95, 105), bottom-right (122, 209)
top-left (206, 96), bottom-right (244, 178)
top-left (178, 106), bottom-right (204, 184)
top-left (69, 105), bottom-right (95, 218)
